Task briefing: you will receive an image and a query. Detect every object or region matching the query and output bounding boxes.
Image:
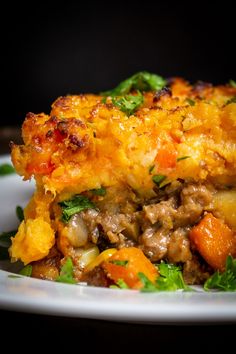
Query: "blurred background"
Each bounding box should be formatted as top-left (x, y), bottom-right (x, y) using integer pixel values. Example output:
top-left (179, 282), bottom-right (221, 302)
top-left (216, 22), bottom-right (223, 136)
top-left (0, 2), bottom-right (235, 150)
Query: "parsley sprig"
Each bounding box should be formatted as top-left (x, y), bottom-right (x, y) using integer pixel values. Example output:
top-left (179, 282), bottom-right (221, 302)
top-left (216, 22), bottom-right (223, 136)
top-left (56, 258), bottom-right (76, 284)
top-left (138, 262), bottom-right (191, 292)
top-left (112, 91), bottom-right (144, 116)
top-left (204, 256), bottom-right (236, 291)
top-left (102, 71), bottom-right (166, 97)
top-left (59, 195), bottom-right (96, 222)
top-left (0, 163), bottom-right (15, 176)
top-left (101, 71), bottom-right (166, 116)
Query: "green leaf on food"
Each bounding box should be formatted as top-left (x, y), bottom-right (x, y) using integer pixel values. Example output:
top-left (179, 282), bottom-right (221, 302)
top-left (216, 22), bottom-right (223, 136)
top-left (138, 262), bottom-right (191, 292)
top-left (16, 205), bottom-right (24, 222)
top-left (90, 187), bottom-right (106, 196)
top-left (19, 265), bottom-right (32, 277)
top-left (116, 279), bottom-right (130, 289)
top-left (138, 273), bottom-right (158, 291)
top-left (110, 260), bottom-right (129, 267)
top-left (225, 96), bottom-right (236, 105)
top-left (204, 255), bottom-right (236, 291)
top-left (152, 174), bottom-right (166, 186)
top-left (110, 279), bottom-right (129, 289)
top-left (0, 230), bottom-right (16, 248)
top-left (0, 230), bottom-right (16, 260)
top-left (59, 195), bottom-right (96, 222)
top-left (0, 163), bottom-right (15, 176)
top-left (112, 91), bottom-right (143, 116)
top-left (185, 98), bottom-right (195, 106)
top-left (56, 257), bottom-right (76, 284)
top-left (101, 71), bottom-right (167, 97)
top-left (149, 165), bottom-right (155, 174)
top-left (229, 79), bottom-right (236, 88)
top-left (177, 156), bottom-right (191, 162)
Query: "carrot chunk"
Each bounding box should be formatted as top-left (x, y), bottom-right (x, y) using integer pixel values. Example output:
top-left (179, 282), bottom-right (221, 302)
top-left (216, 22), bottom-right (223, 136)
top-left (189, 213), bottom-right (236, 271)
top-left (102, 247), bottom-right (158, 289)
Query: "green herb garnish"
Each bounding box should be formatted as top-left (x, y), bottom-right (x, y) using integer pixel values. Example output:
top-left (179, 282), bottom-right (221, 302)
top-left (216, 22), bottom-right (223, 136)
top-left (90, 187), bottom-right (106, 196)
top-left (16, 205), bottom-right (24, 222)
top-left (56, 258), bottom-right (76, 284)
top-left (149, 165), bottom-right (155, 174)
top-left (19, 265), bottom-right (32, 277)
top-left (110, 260), bottom-right (129, 267)
top-left (152, 174), bottom-right (166, 186)
top-left (225, 96), bottom-right (236, 105)
top-left (102, 71), bottom-right (166, 97)
top-left (116, 279), bottom-right (130, 289)
top-left (186, 98), bottom-right (195, 106)
top-left (139, 262), bottom-right (191, 292)
top-left (229, 79), bottom-right (236, 88)
top-left (112, 91), bottom-right (144, 116)
top-left (177, 156), bottom-right (191, 162)
top-left (0, 230), bottom-right (16, 248)
top-left (101, 72), bottom-right (166, 116)
top-left (59, 195), bottom-right (96, 222)
top-left (0, 230), bottom-right (16, 260)
top-left (110, 279), bottom-right (130, 289)
top-left (0, 163), bottom-right (15, 176)
top-left (204, 255), bottom-right (236, 291)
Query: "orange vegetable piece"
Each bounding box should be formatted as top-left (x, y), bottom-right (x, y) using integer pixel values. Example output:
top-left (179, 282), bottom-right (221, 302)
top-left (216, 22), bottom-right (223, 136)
top-left (155, 139), bottom-right (177, 169)
top-left (189, 213), bottom-right (236, 271)
top-left (102, 247), bottom-right (158, 289)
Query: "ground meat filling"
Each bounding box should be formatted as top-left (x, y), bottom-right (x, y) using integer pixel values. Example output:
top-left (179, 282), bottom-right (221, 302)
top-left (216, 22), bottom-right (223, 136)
top-left (63, 181), bottom-right (214, 284)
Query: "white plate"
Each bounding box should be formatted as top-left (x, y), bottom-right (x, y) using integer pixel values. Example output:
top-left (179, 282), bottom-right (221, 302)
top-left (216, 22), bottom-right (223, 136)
top-left (0, 154), bottom-right (236, 324)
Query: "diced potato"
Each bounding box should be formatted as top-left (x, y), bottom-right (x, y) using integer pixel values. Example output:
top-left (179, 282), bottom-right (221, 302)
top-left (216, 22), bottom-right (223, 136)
top-left (212, 190), bottom-right (236, 230)
top-left (78, 246), bottom-right (100, 269)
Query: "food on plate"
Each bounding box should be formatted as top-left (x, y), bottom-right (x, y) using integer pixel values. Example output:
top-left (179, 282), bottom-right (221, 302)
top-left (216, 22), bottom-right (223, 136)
top-left (7, 72), bottom-right (236, 290)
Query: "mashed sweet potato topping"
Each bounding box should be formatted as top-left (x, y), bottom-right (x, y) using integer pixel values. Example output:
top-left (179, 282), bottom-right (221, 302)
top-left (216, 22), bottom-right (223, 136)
top-left (9, 72), bottom-right (236, 288)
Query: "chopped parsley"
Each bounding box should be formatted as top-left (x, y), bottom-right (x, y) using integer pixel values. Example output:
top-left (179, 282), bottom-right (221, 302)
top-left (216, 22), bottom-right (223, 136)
top-left (225, 96), bottom-right (236, 105)
top-left (110, 260), bottom-right (129, 267)
top-left (185, 98), bottom-right (195, 106)
top-left (112, 91), bottom-right (143, 116)
top-left (204, 256), bottom-right (236, 291)
top-left (56, 258), bottom-right (76, 284)
top-left (0, 230), bottom-right (16, 260)
top-left (101, 71), bottom-right (166, 115)
top-left (19, 265), bottom-right (32, 277)
top-left (59, 195), bottom-right (96, 222)
top-left (0, 163), bottom-right (15, 176)
top-left (0, 230), bottom-right (16, 248)
top-left (90, 187), bottom-right (106, 196)
top-left (229, 79), bottom-right (236, 88)
top-left (16, 205), bottom-right (24, 222)
top-left (138, 262), bottom-right (191, 292)
top-left (152, 174), bottom-right (166, 186)
top-left (177, 156), bottom-right (191, 161)
top-left (149, 165), bottom-right (155, 174)
top-left (112, 279), bottom-right (130, 289)
top-left (102, 71), bottom-right (167, 97)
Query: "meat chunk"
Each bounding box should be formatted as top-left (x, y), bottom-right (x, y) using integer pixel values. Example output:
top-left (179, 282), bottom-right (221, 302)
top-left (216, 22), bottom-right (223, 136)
top-left (140, 226), bottom-right (170, 262)
top-left (80, 266), bottom-right (110, 287)
top-left (143, 197), bottom-right (177, 228)
top-left (167, 228), bottom-right (192, 263)
top-left (175, 184), bottom-right (213, 227)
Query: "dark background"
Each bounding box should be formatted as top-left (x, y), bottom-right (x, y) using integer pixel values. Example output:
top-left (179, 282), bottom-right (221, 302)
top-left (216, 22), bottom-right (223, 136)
top-left (1, 2), bottom-right (235, 127)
